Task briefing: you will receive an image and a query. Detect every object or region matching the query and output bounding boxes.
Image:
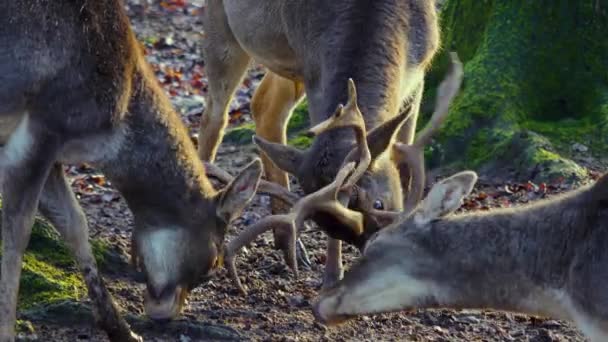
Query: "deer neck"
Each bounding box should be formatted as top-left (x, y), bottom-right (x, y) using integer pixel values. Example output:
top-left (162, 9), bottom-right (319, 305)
top-left (98, 61), bottom-right (217, 224)
top-left (304, 2), bottom-right (419, 171)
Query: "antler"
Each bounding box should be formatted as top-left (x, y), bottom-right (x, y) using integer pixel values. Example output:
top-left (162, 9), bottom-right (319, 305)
top-left (309, 79), bottom-right (372, 190)
top-left (394, 52), bottom-right (464, 215)
top-left (224, 81), bottom-right (371, 295)
top-left (204, 161), bottom-right (300, 205)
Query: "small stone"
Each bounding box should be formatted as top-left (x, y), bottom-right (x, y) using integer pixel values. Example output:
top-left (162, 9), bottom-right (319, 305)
top-left (179, 334), bottom-right (192, 342)
top-left (433, 326), bottom-right (448, 335)
top-left (287, 294), bottom-right (307, 307)
top-left (571, 143), bottom-right (588, 153)
top-left (459, 315), bottom-right (480, 324)
top-left (541, 320), bottom-right (562, 329)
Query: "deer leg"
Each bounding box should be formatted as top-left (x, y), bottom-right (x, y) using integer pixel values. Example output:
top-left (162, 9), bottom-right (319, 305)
top-left (0, 124), bottom-right (58, 342)
top-left (197, 3), bottom-right (251, 161)
top-left (38, 165), bottom-right (140, 342)
top-left (251, 72), bottom-right (310, 267)
top-left (322, 238), bottom-right (344, 289)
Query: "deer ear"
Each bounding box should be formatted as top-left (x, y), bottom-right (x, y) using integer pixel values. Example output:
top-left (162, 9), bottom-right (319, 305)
top-left (216, 159), bottom-right (263, 223)
top-left (366, 111), bottom-right (410, 160)
top-left (415, 171), bottom-right (477, 224)
top-left (253, 135), bottom-right (304, 175)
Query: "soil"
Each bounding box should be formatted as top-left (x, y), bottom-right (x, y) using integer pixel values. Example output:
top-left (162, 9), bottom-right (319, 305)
top-left (16, 2), bottom-right (601, 341)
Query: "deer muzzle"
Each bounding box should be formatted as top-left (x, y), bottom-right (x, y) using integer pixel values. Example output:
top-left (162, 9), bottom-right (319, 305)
top-left (312, 287), bottom-right (355, 326)
top-left (144, 284), bottom-right (186, 321)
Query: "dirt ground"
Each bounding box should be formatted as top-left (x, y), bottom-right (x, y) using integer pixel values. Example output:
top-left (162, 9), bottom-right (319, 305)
top-left (16, 1), bottom-right (603, 341)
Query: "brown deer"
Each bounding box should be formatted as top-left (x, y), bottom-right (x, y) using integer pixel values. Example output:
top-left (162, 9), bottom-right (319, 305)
top-left (198, 0), bottom-right (442, 286)
top-left (0, 1), bottom-right (292, 341)
top-left (312, 169), bottom-right (608, 341)
top-left (218, 53), bottom-right (463, 295)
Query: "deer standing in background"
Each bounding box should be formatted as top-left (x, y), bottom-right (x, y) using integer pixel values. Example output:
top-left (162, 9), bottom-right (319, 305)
top-left (199, 0), bottom-right (442, 286)
top-left (312, 169), bottom-right (608, 342)
top-left (0, 1), bottom-right (294, 341)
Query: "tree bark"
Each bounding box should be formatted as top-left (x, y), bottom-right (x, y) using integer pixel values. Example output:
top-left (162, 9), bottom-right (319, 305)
top-left (424, 0), bottom-right (608, 182)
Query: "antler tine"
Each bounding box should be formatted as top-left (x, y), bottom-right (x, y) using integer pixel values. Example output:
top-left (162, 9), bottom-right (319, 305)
top-left (290, 162), bottom-right (365, 237)
top-left (204, 161), bottom-right (234, 183)
top-left (224, 214), bottom-right (298, 295)
top-left (308, 79), bottom-right (371, 190)
top-left (345, 78), bottom-right (359, 112)
top-left (224, 162), bottom-right (365, 295)
top-left (204, 161), bottom-right (300, 206)
top-left (393, 142), bottom-right (425, 214)
top-left (413, 52), bottom-right (463, 148)
top-left (395, 52), bottom-right (464, 214)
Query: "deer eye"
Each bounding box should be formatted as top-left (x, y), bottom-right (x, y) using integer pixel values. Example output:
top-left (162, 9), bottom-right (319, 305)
top-left (373, 199), bottom-right (384, 210)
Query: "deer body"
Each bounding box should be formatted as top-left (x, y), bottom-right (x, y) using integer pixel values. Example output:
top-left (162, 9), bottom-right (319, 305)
top-left (314, 172), bottom-right (608, 341)
top-left (0, 2), bottom-right (262, 341)
top-left (200, 0), bottom-right (440, 285)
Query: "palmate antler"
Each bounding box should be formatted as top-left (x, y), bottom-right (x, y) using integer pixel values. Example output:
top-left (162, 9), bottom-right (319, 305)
top-left (222, 79), bottom-right (372, 295)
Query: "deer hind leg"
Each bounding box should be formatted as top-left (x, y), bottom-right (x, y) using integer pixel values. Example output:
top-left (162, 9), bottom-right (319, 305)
top-left (197, 2), bottom-right (251, 162)
top-left (0, 117), bottom-right (59, 342)
top-left (250, 72), bottom-right (310, 266)
top-left (38, 164), bottom-right (140, 342)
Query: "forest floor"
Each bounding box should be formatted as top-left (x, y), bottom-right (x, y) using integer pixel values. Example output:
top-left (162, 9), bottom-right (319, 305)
top-left (16, 1), bottom-right (607, 341)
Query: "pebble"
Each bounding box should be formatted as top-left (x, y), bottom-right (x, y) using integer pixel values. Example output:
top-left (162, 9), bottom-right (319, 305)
top-left (571, 143), bottom-right (588, 153)
top-left (458, 315), bottom-right (481, 324)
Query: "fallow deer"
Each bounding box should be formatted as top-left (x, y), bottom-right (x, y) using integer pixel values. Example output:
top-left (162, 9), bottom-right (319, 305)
top-left (198, 0), bottom-right (442, 286)
top-left (312, 170), bottom-right (608, 342)
top-left (0, 1), bottom-right (291, 341)
top-left (219, 53), bottom-right (463, 295)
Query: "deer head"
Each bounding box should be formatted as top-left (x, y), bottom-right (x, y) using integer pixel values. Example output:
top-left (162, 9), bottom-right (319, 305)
top-left (130, 159), bottom-right (263, 321)
top-left (312, 171), bottom-right (478, 325)
top-left (255, 53), bottom-right (464, 249)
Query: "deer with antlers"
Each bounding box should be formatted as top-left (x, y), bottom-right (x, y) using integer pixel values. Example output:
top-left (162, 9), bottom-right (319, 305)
top-left (217, 53), bottom-right (464, 295)
top-left (199, 0), bottom-right (442, 286)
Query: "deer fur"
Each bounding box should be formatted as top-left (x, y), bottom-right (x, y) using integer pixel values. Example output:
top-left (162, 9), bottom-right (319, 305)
top-left (199, 0), bottom-right (440, 286)
top-left (0, 1), bottom-right (262, 341)
top-left (314, 172), bottom-right (608, 342)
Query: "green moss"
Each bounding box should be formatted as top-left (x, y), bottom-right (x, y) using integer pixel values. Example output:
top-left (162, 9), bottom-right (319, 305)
top-left (15, 319), bottom-right (35, 335)
top-left (18, 253), bottom-right (86, 309)
top-left (513, 132), bottom-right (588, 182)
top-left (288, 134), bottom-right (312, 148)
top-left (0, 214), bottom-right (117, 310)
top-left (464, 126), bottom-right (515, 167)
top-left (522, 118), bottom-right (608, 156)
top-left (531, 148), bottom-right (560, 164)
top-left (287, 100), bottom-right (310, 132)
top-left (421, 0), bottom-right (608, 180)
top-left (223, 122), bottom-right (256, 144)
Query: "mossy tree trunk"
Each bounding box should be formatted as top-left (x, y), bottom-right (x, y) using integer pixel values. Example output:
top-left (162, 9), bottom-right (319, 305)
top-left (424, 0), bottom-right (608, 182)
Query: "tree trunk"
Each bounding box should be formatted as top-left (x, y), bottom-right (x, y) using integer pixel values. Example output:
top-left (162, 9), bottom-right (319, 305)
top-left (423, 0), bottom-right (608, 182)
